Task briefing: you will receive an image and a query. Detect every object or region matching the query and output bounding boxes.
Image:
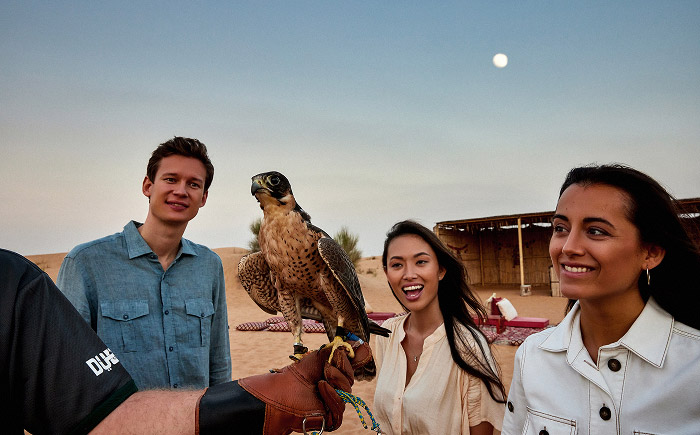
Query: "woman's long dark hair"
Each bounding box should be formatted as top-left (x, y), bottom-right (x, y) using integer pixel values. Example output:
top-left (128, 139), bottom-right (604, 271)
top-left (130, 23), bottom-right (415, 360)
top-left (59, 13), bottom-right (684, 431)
top-left (558, 164), bottom-right (700, 329)
top-left (382, 220), bottom-right (506, 403)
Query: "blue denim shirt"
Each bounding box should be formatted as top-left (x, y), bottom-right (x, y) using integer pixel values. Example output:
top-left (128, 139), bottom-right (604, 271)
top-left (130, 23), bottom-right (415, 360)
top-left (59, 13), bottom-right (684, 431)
top-left (57, 221), bottom-right (231, 390)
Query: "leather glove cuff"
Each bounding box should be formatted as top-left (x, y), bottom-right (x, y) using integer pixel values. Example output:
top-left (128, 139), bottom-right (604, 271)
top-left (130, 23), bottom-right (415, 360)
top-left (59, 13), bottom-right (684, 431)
top-left (197, 380), bottom-right (266, 435)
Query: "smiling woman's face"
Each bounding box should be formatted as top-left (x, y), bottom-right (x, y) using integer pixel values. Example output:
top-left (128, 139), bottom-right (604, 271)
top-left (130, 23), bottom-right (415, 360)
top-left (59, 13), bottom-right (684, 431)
top-left (384, 234), bottom-right (445, 314)
top-left (550, 183), bottom-right (650, 305)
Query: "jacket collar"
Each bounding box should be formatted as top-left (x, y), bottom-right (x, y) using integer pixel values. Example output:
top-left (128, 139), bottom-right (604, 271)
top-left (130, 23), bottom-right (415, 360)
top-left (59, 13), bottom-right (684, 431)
top-left (123, 221), bottom-right (197, 260)
top-left (539, 297), bottom-right (673, 368)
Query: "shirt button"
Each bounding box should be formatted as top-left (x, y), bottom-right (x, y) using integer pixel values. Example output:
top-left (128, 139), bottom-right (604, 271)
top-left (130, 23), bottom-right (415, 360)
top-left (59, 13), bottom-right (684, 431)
top-left (173, 384), bottom-right (178, 388)
top-left (164, 310), bottom-right (169, 315)
top-left (599, 405), bottom-right (611, 421)
top-left (201, 312), bottom-right (205, 317)
top-left (507, 401), bottom-right (514, 412)
top-left (169, 346), bottom-right (174, 352)
top-left (608, 358), bottom-right (621, 372)
top-left (123, 314), bottom-right (129, 320)
top-left (150, 254), bottom-right (157, 259)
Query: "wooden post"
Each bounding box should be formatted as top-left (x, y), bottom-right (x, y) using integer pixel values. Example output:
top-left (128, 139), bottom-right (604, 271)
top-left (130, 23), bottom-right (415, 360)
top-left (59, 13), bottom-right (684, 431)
top-left (478, 231), bottom-right (484, 285)
top-left (517, 217), bottom-right (525, 287)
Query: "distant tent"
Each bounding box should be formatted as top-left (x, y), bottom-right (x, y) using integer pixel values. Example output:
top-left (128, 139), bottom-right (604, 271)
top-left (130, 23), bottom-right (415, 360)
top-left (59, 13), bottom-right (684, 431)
top-left (434, 198), bottom-right (700, 290)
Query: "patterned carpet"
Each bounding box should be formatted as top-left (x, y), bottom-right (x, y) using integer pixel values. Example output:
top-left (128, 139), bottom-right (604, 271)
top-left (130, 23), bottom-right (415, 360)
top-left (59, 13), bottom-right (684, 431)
top-left (236, 316), bottom-right (548, 346)
top-left (478, 325), bottom-right (547, 346)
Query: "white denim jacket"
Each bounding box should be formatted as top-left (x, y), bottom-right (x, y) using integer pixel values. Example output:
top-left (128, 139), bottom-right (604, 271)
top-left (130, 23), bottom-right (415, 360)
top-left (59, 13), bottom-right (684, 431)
top-left (502, 298), bottom-right (700, 435)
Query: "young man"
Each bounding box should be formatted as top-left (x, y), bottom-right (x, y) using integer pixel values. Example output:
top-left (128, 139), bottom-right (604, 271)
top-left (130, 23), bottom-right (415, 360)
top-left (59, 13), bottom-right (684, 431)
top-left (1, 248), bottom-right (370, 434)
top-left (57, 137), bottom-right (231, 389)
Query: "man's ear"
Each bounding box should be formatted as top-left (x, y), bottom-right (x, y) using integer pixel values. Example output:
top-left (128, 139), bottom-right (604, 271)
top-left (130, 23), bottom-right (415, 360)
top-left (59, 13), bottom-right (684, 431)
top-left (200, 190), bottom-right (208, 207)
top-left (644, 244), bottom-right (666, 271)
top-left (142, 176), bottom-right (153, 198)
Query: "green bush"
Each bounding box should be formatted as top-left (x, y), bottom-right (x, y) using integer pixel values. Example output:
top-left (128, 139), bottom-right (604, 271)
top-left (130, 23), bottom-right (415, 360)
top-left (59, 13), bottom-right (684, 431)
top-left (333, 226), bottom-right (362, 267)
top-left (248, 218), bottom-right (262, 253)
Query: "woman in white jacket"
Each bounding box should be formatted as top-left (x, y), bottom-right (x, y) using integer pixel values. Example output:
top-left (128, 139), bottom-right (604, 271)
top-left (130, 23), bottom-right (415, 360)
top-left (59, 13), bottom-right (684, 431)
top-left (502, 164), bottom-right (700, 435)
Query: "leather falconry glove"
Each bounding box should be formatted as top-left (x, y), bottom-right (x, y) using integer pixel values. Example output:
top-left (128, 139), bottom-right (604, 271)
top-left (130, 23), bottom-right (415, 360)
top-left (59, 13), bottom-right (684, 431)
top-left (197, 340), bottom-right (372, 435)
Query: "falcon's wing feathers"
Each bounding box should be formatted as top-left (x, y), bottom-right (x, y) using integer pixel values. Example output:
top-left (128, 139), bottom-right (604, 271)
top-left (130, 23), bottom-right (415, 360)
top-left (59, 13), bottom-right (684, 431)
top-left (317, 237), bottom-right (364, 308)
top-left (237, 252), bottom-right (279, 315)
top-left (317, 237), bottom-right (370, 332)
top-left (304, 220), bottom-right (331, 239)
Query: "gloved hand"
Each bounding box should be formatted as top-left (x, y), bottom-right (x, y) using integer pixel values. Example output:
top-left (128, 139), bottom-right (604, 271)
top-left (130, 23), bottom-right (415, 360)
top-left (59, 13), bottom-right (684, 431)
top-left (239, 340), bottom-right (372, 434)
top-left (196, 340), bottom-right (373, 435)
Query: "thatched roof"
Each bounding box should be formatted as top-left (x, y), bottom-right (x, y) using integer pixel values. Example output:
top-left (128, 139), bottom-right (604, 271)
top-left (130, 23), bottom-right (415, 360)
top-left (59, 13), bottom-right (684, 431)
top-left (435, 197), bottom-right (700, 234)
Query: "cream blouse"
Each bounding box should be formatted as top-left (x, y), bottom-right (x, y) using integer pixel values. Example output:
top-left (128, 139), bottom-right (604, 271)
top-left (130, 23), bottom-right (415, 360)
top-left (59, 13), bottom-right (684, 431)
top-left (373, 314), bottom-right (504, 434)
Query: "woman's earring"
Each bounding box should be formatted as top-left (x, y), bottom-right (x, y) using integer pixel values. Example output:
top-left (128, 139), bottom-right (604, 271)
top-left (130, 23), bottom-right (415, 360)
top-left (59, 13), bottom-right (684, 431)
top-left (647, 268), bottom-right (651, 286)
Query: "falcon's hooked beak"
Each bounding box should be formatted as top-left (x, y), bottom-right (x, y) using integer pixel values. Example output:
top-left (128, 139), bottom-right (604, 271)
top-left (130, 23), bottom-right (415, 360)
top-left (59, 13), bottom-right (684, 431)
top-left (251, 178), bottom-right (267, 203)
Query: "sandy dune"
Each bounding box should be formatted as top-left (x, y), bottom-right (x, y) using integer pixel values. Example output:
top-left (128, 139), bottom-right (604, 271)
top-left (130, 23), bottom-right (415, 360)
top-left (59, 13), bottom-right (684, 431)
top-left (27, 248), bottom-right (568, 435)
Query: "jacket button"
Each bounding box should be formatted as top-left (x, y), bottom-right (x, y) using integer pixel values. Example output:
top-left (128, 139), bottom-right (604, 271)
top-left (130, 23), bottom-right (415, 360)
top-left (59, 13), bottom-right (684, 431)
top-left (600, 405), bottom-right (611, 420)
top-left (539, 430), bottom-right (549, 435)
top-left (507, 401), bottom-right (514, 412)
top-left (608, 358), bottom-right (621, 372)
top-left (123, 314), bottom-right (129, 320)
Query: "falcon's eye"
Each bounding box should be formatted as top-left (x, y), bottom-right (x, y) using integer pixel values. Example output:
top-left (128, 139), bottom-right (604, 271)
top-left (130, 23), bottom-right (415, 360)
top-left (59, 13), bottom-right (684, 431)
top-left (269, 176), bottom-right (281, 186)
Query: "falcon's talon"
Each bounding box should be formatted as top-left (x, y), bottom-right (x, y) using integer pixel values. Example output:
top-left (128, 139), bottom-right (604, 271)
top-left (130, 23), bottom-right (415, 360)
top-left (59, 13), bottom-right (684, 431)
top-left (290, 342), bottom-right (309, 362)
top-left (327, 335), bottom-right (355, 363)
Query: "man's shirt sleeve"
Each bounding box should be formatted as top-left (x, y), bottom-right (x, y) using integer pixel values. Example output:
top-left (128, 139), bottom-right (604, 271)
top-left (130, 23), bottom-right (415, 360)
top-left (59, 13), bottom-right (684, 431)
top-left (209, 260), bottom-right (232, 385)
top-left (57, 253), bottom-right (94, 327)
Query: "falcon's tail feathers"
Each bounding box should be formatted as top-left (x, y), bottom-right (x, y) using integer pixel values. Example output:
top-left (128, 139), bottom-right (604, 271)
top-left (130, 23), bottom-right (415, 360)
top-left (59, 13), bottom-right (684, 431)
top-left (369, 320), bottom-right (391, 337)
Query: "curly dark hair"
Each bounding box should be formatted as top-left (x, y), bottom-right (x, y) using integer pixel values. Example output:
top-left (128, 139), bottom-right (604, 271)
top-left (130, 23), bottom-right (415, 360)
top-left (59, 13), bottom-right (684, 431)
top-left (382, 220), bottom-right (506, 403)
top-left (558, 164), bottom-right (700, 329)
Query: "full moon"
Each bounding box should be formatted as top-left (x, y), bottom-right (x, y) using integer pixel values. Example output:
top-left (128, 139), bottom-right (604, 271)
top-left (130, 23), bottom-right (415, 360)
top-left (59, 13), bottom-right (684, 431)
top-left (493, 53), bottom-right (508, 68)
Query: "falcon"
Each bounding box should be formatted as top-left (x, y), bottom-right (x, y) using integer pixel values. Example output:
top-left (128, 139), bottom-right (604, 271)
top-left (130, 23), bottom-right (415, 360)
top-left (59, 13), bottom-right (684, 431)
top-left (238, 171), bottom-right (388, 380)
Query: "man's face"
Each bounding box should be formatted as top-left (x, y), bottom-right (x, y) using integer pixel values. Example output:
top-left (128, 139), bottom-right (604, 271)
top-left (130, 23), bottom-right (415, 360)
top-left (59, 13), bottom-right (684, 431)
top-left (142, 155), bottom-right (209, 226)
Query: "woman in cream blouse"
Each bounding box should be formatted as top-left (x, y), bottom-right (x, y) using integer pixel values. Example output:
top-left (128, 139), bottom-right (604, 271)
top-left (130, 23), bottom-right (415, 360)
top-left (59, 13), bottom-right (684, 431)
top-left (374, 220), bottom-right (506, 434)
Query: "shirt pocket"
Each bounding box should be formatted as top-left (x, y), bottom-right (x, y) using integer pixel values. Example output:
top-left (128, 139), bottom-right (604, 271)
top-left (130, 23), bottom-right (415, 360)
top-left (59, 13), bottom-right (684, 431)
top-left (100, 300), bottom-right (152, 352)
top-left (524, 407), bottom-right (577, 435)
top-left (185, 298), bottom-right (215, 347)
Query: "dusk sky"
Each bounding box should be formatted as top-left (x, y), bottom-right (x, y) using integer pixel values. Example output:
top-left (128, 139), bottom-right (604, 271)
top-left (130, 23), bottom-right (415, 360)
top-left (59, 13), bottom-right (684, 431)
top-left (2, 1), bottom-right (699, 257)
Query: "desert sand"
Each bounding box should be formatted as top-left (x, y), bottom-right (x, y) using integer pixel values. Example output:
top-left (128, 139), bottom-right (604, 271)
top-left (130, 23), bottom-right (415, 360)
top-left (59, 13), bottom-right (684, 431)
top-left (28, 248), bottom-right (568, 435)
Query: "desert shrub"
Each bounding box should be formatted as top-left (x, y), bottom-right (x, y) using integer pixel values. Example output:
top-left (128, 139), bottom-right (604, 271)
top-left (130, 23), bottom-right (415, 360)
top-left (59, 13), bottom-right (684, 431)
top-left (248, 218), bottom-right (262, 253)
top-left (333, 226), bottom-right (362, 267)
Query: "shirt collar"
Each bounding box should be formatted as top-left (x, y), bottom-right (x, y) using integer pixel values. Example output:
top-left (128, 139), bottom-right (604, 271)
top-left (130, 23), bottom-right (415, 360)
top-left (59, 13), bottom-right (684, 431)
top-left (179, 237), bottom-right (198, 256)
top-left (616, 297), bottom-right (673, 367)
top-left (123, 221), bottom-right (198, 260)
top-left (539, 297), bottom-right (673, 368)
top-left (124, 221), bottom-right (153, 259)
top-left (397, 314), bottom-right (447, 345)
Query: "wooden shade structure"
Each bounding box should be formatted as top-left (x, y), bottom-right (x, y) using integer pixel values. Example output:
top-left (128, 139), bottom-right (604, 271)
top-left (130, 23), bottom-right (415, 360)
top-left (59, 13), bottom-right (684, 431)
top-left (434, 198), bottom-right (700, 288)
